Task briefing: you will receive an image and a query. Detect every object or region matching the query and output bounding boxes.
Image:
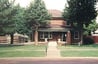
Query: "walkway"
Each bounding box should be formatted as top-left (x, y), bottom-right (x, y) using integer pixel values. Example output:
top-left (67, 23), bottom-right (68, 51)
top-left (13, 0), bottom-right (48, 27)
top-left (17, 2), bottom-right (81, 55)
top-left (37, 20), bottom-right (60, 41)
top-left (46, 41), bottom-right (61, 57)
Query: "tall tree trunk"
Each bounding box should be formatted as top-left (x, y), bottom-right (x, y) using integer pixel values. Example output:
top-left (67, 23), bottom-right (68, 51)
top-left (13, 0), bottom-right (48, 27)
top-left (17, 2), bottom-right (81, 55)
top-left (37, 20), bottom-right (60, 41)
top-left (10, 33), bottom-right (14, 44)
top-left (34, 26), bottom-right (38, 45)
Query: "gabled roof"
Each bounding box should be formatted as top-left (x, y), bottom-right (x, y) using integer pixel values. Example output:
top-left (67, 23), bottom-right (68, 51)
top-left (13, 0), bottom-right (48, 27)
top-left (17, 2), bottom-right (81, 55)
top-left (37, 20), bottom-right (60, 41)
top-left (48, 9), bottom-right (62, 17)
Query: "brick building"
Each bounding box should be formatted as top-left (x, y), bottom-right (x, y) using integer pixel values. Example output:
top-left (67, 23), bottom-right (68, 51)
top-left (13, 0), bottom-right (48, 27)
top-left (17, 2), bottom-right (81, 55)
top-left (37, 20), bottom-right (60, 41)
top-left (32, 9), bottom-right (81, 45)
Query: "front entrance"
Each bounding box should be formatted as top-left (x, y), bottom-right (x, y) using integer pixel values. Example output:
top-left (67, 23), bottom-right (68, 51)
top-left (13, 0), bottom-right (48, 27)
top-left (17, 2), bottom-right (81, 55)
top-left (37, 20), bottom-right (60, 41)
top-left (52, 32), bottom-right (59, 41)
top-left (51, 32), bottom-right (66, 42)
top-left (61, 33), bottom-right (66, 41)
top-left (39, 32), bottom-right (67, 42)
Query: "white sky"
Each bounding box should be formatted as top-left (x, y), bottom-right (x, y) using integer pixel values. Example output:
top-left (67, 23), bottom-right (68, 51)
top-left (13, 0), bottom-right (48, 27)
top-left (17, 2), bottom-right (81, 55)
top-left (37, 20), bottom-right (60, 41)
top-left (15, 0), bottom-right (67, 11)
top-left (15, 0), bottom-right (98, 23)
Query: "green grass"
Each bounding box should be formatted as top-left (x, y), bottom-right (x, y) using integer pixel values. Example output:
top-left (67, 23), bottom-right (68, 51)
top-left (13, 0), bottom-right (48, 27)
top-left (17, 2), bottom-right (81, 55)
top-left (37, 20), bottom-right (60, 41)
top-left (58, 44), bottom-right (98, 57)
top-left (0, 44), bottom-right (46, 57)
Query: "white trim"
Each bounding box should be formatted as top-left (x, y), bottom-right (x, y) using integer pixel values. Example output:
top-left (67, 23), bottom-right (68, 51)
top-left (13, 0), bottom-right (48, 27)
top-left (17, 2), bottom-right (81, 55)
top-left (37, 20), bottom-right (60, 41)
top-left (74, 31), bottom-right (79, 39)
top-left (92, 34), bottom-right (98, 36)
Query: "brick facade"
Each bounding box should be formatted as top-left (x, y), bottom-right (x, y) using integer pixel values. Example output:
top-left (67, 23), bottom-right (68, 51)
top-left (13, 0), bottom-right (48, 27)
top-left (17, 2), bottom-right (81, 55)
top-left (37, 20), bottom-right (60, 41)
top-left (32, 9), bottom-right (75, 45)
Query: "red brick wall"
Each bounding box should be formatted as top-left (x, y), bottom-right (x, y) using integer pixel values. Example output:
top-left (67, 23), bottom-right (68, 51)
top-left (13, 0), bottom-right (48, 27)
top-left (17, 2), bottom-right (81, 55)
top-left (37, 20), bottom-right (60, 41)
top-left (93, 36), bottom-right (98, 44)
top-left (49, 20), bottom-right (66, 26)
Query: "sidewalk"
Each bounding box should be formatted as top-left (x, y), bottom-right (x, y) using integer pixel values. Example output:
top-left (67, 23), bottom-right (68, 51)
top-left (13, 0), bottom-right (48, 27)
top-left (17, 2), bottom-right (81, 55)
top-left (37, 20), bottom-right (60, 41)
top-left (0, 57), bottom-right (98, 64)
top-left (46, 41), bottom-right (61, 57)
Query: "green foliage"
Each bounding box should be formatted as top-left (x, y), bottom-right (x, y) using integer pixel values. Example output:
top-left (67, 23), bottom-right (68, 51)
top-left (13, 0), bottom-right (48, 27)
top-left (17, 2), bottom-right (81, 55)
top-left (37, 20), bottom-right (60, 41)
top-left (84, 19), bottom-right (98, 35)
top-left (63, 0), bottom-right (97, 27)
top-left (0, 0), bottom-right (23, 44)
top-left (63, 0), bottom-right (97, 43)
top-left (0, 0), bottom-right (17, 35)
top-left (13, 5), bottom-right (29, 35)
top-left (26, 0), bottom-right (51, 28)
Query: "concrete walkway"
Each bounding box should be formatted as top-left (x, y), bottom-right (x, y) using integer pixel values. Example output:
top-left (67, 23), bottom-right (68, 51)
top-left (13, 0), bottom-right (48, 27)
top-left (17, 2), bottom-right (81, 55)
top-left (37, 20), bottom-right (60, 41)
top-left (46, 41), bottom-right (61, 57)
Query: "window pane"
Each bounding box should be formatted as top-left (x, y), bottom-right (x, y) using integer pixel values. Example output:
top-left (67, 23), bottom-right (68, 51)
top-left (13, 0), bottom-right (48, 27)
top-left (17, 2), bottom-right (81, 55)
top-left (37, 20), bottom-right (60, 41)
top-left (49, 32), bottom-right (52, 39)
top-left (74, 31), bottom-right (79, 39)
top-left (44, 32), bottom-right (48, 38)
top-left (40, 32), bottom-right (44, 39)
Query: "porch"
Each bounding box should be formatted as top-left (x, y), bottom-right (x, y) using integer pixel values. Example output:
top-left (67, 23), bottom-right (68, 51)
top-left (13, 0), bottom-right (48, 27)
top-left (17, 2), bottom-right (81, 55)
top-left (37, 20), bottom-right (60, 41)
top-left (32, 27), bottom-right (72, 45)
top-left (38, 32), bottom-right (67, 42)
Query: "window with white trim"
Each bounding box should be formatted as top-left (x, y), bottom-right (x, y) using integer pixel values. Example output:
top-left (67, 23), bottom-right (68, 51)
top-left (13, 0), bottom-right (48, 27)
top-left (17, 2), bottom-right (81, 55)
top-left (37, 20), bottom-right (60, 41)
top-left (74, 31), bottom-right (79, 39)
top-left (40, 32), bottom-right (52, 39)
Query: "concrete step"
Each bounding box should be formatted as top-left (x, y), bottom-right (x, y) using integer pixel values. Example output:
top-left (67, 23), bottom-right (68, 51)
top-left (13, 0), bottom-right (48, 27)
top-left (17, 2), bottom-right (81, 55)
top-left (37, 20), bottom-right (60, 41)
top-left (48, 41), bottom-right (57, 47)
top-left (46, 41), bottom-right (61, 57)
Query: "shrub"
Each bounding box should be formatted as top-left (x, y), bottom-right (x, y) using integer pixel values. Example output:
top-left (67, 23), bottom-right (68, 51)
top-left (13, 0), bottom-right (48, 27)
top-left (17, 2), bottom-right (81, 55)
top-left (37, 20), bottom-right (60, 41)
top-left (83, 36), bottom-right (95, 45)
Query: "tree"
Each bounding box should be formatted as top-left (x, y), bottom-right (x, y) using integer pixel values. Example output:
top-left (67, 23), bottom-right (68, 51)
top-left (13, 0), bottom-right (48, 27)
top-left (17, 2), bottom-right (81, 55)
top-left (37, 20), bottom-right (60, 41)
top-left (63, 0), bottom-right (97, 44)
top-left (84, 19), bottom-right (98, 35)
top-left (26, 0), bottom-right (51, 45)
top-left (0, 0), bottom-right (18, 44)
top-left (14, 5), bottom-right (29, 35)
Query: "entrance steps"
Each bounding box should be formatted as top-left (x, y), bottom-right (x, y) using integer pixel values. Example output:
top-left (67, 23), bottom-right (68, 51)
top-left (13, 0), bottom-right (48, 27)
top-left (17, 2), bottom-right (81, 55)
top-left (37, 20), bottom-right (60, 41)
top-left (48, 41), bottom-right (57, 47)
top-left (46, 41), bottom-right (61, 57)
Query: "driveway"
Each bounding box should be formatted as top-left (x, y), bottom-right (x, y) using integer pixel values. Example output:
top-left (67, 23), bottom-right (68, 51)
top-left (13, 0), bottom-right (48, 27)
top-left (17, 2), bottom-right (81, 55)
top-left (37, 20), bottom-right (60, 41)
top-left (0, 57), bottom-right (98, 64)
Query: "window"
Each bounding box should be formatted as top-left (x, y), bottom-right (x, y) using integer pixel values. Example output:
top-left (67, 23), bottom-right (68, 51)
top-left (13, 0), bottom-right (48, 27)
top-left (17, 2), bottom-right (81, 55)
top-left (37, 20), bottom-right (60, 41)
top-left (40, 32), bottom-right (52, 39)
top-left (48, 32), bottom-right (52, 39)
top-left (74, 31), bottom-right (79, 39)
top-left (44, 32), bottom-right (48, 38)
top-left (40, 32), bottom-right (44, 39)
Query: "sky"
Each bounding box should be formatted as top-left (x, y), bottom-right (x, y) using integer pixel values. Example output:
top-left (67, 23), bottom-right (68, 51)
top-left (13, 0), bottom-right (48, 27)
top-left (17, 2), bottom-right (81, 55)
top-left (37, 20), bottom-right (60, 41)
top-left (15, 0), bottom-right (67, 11)
top-left (15, 0), bottom-right (98, 23)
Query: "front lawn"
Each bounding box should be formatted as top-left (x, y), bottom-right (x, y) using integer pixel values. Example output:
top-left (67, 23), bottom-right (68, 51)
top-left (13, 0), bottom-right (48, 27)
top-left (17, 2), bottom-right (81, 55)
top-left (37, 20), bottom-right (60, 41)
top-left (0, 44), bottom-right (46, 57)
top-left (58, 44), bottom-right (98, 57)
